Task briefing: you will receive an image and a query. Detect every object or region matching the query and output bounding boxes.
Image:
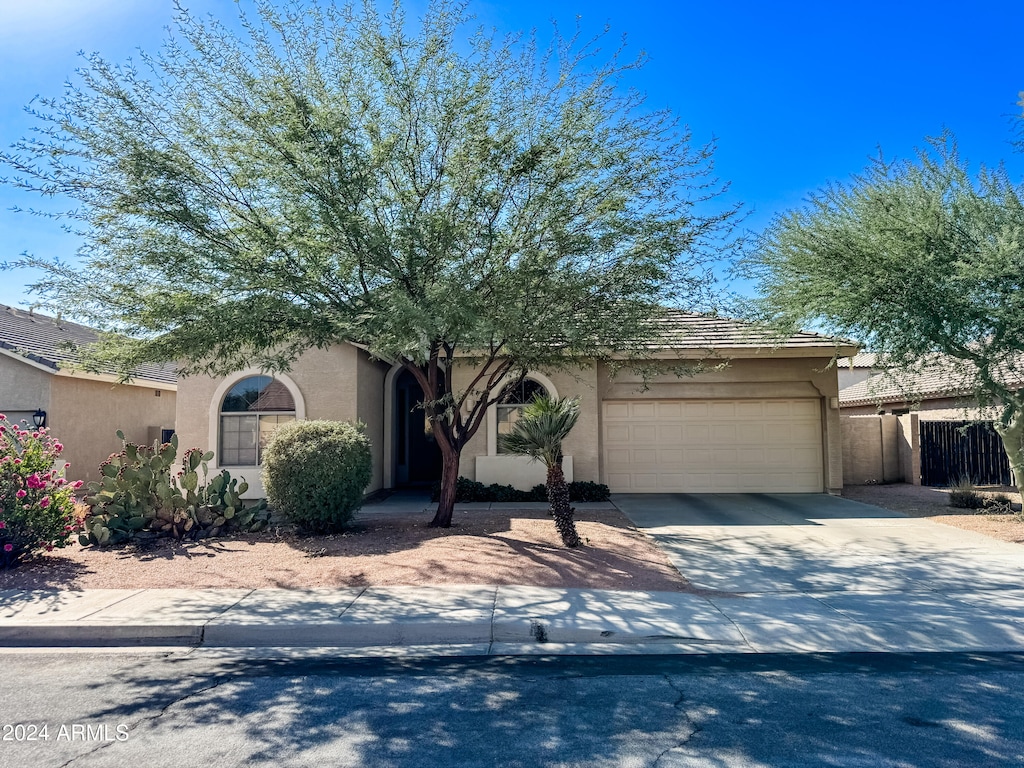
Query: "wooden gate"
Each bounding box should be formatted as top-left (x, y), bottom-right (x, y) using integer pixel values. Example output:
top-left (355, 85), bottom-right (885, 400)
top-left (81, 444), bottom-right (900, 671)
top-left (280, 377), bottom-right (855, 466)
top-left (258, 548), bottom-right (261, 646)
top-left (919, 420), bottom-right (1010, 486)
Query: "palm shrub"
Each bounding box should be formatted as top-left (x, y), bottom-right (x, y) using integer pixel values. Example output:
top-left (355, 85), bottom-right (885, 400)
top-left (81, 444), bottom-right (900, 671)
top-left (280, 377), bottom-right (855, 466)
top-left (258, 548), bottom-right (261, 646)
top-left (261, 420), bottom-right (372, 532)
top-left (0, 415), bottom-right (82, 567)
top-left (499, 395), bottom-right (583, 547)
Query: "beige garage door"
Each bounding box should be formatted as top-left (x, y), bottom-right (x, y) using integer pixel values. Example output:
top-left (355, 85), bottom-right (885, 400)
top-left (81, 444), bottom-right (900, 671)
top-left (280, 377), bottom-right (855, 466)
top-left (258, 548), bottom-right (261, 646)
top-left (603, 399), bottom-right (823, 493)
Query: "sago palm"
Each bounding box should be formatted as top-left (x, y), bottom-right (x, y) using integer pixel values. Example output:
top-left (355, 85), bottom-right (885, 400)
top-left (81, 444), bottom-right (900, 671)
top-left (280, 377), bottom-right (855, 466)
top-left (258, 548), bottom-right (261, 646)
top-left (499, 395), bottom-right (582, 547)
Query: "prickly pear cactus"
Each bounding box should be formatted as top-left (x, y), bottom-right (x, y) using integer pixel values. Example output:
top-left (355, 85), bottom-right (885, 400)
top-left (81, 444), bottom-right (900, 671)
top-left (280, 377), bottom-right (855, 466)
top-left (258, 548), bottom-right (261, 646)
top-left (80, 432), bottom-right (268, 546)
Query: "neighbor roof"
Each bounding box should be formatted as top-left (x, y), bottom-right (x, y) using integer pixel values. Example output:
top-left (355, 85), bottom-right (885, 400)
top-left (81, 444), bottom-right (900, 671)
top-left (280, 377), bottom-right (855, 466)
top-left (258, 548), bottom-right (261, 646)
top-left (839, 355), bottom-right (1023, 407)
top-left (642, 311), bottom-right (857, 353)
top-left (838, 352), bottom-right (878, 369)
top-left (0, 304), bottom-right (177, 386)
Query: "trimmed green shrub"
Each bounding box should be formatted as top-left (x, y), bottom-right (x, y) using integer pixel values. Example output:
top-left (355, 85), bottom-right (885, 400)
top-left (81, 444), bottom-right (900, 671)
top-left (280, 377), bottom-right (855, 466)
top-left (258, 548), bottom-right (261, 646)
top-left (262, 420), bottom-right (372, 531)
top-left (568, 481), bottom-right (611, 502)
top-left (0, 415), bottom-right (81, 567)
top-left (430, 477), bottom-right (610, 503)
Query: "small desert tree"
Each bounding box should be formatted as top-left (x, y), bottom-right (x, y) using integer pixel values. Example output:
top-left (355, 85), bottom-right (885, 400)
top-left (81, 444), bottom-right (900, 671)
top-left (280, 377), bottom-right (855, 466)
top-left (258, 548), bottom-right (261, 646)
top-left (2, 0), bottom-right (737, 526)
top-left (500, 395), bottom-right (582, 547)
top-left (743, 130), bottom-right (1024, 499)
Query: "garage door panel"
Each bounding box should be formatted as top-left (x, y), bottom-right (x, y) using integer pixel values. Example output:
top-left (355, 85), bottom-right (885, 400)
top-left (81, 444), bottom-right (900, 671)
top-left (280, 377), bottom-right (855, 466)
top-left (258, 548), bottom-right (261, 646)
top-left (711, 424), bottom-right (736, 442)
top-left (603, 398), bottom-right (823, 494)
top-left (657, 402), bottom-right (683, 419)
top-left (684, 424), bottom-right (710, 442)
top-left (632, 424), bottom-right (658, 442)
top-left (606, 424), bottom-right (631, 442)
top-left (631, 403), bottom-right (657, 419)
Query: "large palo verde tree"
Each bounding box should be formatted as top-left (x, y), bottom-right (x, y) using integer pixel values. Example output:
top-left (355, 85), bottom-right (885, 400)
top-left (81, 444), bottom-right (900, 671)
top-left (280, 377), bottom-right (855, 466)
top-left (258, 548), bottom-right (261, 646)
top-left (2, 0), bottom-right (736, 526)
top-left (744, 130), bottom-right (1024, 499)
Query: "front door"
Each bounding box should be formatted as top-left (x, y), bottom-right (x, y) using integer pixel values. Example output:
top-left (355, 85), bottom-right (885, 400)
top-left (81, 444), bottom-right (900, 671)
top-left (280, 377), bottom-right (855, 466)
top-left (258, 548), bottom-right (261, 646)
top-left (394, 368), bottom-right (443, 486)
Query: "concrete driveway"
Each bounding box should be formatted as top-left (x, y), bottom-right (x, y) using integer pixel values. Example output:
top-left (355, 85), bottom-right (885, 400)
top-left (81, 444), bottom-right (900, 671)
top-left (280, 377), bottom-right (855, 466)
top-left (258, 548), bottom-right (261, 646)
top-left (613, 493), bottom-right (1024, 651)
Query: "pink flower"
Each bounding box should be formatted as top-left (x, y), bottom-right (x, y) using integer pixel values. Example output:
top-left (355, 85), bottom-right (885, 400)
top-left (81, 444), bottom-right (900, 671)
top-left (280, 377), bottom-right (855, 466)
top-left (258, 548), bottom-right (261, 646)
top-left (45, 544), bottom-right (53, 552)
top-left (72, 481), bottom-right (83, 489)
top-left (39, 497), bottom-right (50, 509)
top-left (64, 463), bottom-right (71, 469)
top-left (0, 521), bottom-right (5, 529)
top-left (3, 544), bottom-right (12, 553)
top-left (15, 490), bottom-right (26, 499)
top-left (54, 443), bottom-right (63, 452)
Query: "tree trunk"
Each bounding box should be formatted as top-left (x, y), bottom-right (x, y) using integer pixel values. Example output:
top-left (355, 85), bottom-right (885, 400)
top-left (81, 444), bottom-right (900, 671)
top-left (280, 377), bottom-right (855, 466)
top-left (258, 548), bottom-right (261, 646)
top-left (546, 462), bottom-right (581, 547)
top-left (430, 443), bottom-right (460, 528)
top-left (994, 410), bottom-right (1024, 503)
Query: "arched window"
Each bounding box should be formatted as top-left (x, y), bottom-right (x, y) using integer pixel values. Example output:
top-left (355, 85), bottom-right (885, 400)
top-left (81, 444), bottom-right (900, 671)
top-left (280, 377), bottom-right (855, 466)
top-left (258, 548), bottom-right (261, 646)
top-left (496, 378), bottom-right (548, 454)
top-left (219, 375), bottom-right (296, 466)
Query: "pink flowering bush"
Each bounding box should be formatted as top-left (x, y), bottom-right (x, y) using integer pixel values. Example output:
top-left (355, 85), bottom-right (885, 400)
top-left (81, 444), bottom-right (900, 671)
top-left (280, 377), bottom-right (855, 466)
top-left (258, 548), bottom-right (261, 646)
top-left (0, 414), bottom-right (81, 567)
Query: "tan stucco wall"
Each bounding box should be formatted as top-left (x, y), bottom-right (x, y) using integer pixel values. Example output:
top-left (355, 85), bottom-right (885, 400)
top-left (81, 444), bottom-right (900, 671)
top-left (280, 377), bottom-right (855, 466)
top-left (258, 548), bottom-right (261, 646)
top-left (897, 413), bottom-right (921, 485)
top-left (597, 356), bottom-right (844, 493)
top-left (455, 363), bottom-right (600, 487)
top-left (0, 355), bottom-right (52, 419)
top-left (840, 415), bottom-right (901, 485)
top-left (175, 345), bottom-right (387, 496)
top-left (47, 376), bottom-right (177, 485)
top-left (356, 349), bottom-right (388, 492)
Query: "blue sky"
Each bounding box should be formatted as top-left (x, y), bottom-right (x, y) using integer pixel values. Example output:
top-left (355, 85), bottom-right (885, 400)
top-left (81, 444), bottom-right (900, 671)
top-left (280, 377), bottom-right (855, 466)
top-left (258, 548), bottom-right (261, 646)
top-left (1, 0), bottom-right (1022, 309)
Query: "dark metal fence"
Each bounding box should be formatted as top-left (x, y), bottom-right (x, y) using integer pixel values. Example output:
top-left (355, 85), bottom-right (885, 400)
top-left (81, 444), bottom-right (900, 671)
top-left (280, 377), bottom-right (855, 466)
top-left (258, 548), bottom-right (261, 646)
top-left (919, 420), bottom-right (1011, 486)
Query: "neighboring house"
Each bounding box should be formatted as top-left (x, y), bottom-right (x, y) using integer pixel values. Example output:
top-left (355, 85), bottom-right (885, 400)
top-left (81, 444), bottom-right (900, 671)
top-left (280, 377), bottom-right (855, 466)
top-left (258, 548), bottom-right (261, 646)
top-left (839, 358), bottom-right (1021, 419)
top-left (836, 353), bottom-right (879, 390)
top-left (0, 304), bottom-right (177, 484)
top-left (838, 356), bottom-right (1022, 486)
top-left (174, 312), bottom-right (857, 498)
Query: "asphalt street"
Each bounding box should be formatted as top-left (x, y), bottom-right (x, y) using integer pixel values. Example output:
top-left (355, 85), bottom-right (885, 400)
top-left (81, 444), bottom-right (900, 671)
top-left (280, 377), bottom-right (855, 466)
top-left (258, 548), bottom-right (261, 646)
top-left (1, 649), bottom-right (1023, 767)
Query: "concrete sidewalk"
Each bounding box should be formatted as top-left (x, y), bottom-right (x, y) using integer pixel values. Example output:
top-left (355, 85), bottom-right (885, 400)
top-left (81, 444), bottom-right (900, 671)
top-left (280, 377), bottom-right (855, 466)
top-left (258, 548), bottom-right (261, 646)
top-left (4, 584), bottom-right (1024, 656)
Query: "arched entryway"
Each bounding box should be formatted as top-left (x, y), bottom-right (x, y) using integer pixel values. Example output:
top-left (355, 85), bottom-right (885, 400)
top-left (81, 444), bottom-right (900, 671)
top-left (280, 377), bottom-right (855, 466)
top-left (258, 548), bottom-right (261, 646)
top-left (392, 367), bottom-right (443, 487)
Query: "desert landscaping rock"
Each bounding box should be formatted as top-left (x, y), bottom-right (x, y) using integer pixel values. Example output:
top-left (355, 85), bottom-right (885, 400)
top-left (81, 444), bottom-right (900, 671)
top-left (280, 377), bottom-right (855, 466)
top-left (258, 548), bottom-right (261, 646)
top-left (0, 506), bottom-right (688, 592)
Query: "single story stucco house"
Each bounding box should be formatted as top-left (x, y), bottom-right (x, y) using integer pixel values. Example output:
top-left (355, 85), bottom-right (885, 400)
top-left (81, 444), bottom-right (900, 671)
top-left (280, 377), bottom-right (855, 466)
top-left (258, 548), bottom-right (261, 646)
top-left (174, 312), bottom-right (857, 499)
top-left (0, 304), bottom-right (177, 484)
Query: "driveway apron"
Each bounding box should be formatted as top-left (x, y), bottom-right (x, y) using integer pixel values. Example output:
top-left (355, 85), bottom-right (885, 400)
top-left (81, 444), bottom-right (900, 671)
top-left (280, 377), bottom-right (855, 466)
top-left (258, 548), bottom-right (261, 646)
top-left (614, 493), bottom-right (1024, 652)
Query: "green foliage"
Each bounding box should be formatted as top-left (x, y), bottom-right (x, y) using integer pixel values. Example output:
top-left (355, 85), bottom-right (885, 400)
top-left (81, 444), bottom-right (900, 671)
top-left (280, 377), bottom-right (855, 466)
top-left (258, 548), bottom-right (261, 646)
top-left (496, 394), bottom-right (585, 546)
top-left (430, 478), bottom-right (609, 503)
top-left (261, 420), bottom-right (372, 532)
top-left (568, 481), bottom-right (612, 503)
top-left (743, 130), bottom-right (1024, 499)
top-left (0, 415), bottom-right (81, 567)
top-left (80, 434), bottom-right (268, 545)
top-left (499, 395), bottom-right (582, 468)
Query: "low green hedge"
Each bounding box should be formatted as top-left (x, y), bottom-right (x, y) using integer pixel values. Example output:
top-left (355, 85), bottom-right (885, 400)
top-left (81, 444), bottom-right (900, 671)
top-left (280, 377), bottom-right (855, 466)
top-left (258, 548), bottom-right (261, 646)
top-left (431, 477), bottom-right (610, 503)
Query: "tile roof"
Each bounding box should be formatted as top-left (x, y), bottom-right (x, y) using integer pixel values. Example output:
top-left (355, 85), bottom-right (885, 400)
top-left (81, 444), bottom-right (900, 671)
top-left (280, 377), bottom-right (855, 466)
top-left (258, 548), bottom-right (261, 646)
top-left (839, 354), bottom-right (1023, 407)
top-left (0, 304), bottom-right (177, 386)
top-left (641, 310), bottom-right (856, 351)
top-left (838, 352), bottom-right (878, 369)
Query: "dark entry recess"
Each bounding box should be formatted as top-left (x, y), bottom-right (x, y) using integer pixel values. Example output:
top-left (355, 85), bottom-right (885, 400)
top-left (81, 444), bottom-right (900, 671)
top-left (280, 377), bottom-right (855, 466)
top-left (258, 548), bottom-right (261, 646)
top-left (394, 368), bottom-right (443, 486)
top-left (920, 420), bottom-right (1011, 486)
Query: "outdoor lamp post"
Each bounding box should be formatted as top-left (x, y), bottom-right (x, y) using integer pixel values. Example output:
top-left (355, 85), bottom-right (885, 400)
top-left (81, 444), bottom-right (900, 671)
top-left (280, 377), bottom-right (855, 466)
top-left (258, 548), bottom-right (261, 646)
top-left (31, 409), bottom-right (46, 428)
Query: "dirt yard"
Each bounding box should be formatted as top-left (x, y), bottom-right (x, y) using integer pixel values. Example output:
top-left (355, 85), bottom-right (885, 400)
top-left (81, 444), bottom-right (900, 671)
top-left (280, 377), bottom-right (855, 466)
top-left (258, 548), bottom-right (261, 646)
top-left (844, 483), bottom-right (1024, 545)
top-left (0, 506), bottom-right (689, 592)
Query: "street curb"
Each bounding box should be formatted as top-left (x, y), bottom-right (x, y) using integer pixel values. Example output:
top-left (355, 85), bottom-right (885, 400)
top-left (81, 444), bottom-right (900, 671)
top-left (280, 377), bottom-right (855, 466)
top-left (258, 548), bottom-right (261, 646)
top-left (0, 624), bottom-right (203, 647)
